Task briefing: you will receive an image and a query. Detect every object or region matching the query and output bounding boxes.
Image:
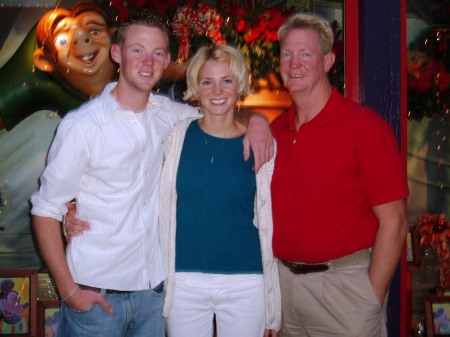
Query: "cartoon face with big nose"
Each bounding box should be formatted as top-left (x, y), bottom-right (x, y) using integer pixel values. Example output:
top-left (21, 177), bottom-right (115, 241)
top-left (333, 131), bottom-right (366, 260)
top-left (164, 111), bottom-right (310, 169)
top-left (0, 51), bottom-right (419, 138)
top-left (33, 2), bottom-right (117, 98)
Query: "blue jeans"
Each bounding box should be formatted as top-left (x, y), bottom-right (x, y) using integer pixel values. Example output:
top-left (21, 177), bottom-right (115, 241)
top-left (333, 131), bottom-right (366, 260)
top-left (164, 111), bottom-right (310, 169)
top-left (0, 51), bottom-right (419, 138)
top-left (58, 282), bottom-right (164, 337)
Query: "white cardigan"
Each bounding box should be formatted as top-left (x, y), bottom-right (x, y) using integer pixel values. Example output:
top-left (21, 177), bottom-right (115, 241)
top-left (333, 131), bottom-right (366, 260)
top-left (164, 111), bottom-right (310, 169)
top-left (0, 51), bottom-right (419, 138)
top-left (159, 117), bottom-right (281, 330)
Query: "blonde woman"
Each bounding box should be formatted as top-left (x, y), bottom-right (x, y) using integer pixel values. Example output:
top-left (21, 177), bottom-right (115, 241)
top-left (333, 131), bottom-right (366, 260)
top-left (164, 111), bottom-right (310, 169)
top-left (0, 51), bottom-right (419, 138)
top-left (159, 44), bottom-right (280, 337)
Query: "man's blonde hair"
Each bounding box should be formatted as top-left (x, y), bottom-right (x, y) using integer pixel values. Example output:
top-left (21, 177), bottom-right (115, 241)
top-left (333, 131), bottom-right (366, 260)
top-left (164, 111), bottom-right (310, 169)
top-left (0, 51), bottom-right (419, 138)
top-left (278, 12), bottom-right (334, 54)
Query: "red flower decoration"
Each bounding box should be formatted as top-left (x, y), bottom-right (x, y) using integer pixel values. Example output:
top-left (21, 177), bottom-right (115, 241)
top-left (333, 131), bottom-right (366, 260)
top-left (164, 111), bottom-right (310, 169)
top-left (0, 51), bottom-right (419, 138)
top-left (408, 57), bottom-right (450, 95)
top-left (436, 71), bottom-right (450, 92)
top-left (266, 7), bottom-right (285, 30)
top-left (236, 20), bottom-right (247, 33)
top-left (417, 213), bottom-right (450, 261)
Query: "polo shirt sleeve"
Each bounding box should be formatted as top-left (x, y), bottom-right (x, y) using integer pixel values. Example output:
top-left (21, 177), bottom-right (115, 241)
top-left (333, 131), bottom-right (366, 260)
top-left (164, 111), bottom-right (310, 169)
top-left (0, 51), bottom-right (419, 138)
top-left (355, 112), bottom-right (409, 206)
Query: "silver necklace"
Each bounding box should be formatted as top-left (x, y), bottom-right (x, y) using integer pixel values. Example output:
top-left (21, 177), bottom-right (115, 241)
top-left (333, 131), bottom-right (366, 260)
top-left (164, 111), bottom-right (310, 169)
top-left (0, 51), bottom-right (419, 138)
top-left (202, 132), bottom-right (226, 164)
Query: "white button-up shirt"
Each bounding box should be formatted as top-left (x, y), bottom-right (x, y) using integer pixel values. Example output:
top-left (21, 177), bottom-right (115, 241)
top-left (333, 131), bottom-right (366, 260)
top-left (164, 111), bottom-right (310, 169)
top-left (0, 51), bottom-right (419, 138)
top-left (31, 83), bottom-right (197, 290)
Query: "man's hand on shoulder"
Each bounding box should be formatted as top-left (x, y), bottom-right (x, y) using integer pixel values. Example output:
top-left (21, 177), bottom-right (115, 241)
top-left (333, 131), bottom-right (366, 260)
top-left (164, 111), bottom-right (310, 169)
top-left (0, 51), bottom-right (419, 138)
top-left (244, 113), bottom-right (274, 173)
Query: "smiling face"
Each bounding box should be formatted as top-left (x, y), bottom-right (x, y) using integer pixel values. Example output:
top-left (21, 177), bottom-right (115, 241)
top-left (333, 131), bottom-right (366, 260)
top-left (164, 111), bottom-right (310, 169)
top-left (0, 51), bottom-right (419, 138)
top-left (111, 24), bottom-right (170, 106)
top-left (279, 28), bottom-right (334, 97)
top-left (197, 59), bottom-right (238, 118)
top-left (52, 10), bottom-right (116, 94)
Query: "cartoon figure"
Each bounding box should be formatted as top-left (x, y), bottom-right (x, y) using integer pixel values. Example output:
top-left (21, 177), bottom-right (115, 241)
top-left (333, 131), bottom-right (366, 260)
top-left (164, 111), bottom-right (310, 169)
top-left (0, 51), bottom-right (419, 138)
top-left (0, 2), bottom-right (117, 269)
top-left (0, 2), bottom-right (116, 131)
top-left (0, 279), bottom-right (30, 334)
top-left (434, 307), bottom-right (450, 334)
top-left (33, 3), bottom-right (116, 100)
top-left (44, 309), bottom-right (60, 337)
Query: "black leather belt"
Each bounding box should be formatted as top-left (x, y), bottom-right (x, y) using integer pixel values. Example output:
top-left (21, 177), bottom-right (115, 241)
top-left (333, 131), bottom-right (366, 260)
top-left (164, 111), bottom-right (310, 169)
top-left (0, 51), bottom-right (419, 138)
top-left (281, 260), bottom-right (329, 274)
top-left (78, 284), bottom-right (132, 295)
top-left (281, 248), bottom-right (372, 275)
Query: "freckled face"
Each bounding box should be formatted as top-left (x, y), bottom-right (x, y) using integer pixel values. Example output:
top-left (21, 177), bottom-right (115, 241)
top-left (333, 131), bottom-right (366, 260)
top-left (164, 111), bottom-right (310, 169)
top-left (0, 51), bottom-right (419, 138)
top-left (198, 60), bottom-right (238, 118)
top-left (111, 25), bottom-right (170, 95)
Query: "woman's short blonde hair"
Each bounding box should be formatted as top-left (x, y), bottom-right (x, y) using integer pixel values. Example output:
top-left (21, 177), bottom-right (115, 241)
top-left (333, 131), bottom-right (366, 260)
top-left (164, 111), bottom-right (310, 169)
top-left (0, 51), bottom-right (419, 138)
top-left (183, 44), bottom-right (250, 102)
top-left (278, 12), bottom-right (334, 55)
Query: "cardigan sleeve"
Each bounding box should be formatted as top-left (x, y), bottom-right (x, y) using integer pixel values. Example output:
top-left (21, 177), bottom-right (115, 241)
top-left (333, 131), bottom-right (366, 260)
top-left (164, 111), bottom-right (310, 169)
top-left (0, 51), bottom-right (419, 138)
top-left (255, 142), bottom-right (282, 330)
top-left (160, 117), bottom-right (199, 317)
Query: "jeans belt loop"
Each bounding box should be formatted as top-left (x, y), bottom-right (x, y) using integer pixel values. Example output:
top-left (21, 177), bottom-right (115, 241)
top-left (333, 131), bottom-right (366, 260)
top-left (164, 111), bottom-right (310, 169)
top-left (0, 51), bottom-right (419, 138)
top-left (281, 248), bottom-right (372, 275)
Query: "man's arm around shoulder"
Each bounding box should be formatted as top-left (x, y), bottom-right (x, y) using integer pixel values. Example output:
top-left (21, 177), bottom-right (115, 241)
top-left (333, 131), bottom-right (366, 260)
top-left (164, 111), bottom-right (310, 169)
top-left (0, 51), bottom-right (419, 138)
top-left (241, 112), bottom-right (275, 173)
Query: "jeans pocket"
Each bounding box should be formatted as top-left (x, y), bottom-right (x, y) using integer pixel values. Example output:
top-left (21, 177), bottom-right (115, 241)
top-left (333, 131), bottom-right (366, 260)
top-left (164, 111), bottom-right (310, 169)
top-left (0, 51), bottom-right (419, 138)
top-left (151, 281), bottom-right (164, 295)
top-left (67, 303), bottom-right (97, 314)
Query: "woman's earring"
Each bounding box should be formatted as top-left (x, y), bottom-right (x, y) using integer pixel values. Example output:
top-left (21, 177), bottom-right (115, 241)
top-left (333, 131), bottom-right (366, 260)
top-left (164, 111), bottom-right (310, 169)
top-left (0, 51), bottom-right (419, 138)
top-left (237, 96), bottom-right (241, 114)
top-left (197, 97), bottom-right (202, 114)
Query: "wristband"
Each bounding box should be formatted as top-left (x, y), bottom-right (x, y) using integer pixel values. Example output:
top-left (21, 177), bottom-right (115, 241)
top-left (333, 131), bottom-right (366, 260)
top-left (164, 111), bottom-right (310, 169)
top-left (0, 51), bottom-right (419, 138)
top-left (62, 285), bottom-right (78, 302)
top-left (62, 214), bottom-right (67, 237)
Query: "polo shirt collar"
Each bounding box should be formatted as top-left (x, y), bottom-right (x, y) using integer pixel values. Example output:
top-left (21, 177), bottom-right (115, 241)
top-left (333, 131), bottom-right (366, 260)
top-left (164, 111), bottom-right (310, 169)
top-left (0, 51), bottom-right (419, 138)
top-left (284, 86), bottom-right (341, 128)
top-left (307, 86), bottom-right (340, 127)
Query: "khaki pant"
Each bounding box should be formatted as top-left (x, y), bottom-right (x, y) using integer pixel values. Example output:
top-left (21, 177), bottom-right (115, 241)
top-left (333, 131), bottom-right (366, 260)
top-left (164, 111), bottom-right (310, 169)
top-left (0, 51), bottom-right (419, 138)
top-left (278, 259), bottom-right (387, 337)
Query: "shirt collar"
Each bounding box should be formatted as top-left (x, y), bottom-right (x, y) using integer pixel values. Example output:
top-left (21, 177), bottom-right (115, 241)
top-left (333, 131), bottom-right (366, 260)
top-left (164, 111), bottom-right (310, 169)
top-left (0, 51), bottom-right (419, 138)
top-left (94, 82), bottom-right (119, 125)
top-left (282, 86), bottom-right (341, 128)
top-left (97, 82), bottom-right (156, 124)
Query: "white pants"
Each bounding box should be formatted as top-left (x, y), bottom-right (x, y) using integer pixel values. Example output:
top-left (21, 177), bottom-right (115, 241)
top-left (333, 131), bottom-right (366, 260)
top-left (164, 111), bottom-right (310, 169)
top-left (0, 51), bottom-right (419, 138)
top-left (166, 272), bottom-right (266, 337)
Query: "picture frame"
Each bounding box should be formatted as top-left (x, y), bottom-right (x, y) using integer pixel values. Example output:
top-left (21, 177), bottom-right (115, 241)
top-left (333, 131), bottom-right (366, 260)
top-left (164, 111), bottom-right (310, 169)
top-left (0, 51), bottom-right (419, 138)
top-left (37, 300), bottom-right (61, 337)
top-left (0, 270), bottom-right (37, 336)
top-left (436, 289), bottom-right (450, 297)
top-left (407, 226), bottom-right (421, 269)
top-left (425, 296), bottom-right (450, 336)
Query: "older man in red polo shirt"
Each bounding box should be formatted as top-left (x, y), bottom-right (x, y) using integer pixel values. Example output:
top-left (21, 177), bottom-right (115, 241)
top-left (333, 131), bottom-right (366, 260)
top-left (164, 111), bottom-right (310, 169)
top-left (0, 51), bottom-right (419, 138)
top-left (270, 12), bottom-right (409, 337)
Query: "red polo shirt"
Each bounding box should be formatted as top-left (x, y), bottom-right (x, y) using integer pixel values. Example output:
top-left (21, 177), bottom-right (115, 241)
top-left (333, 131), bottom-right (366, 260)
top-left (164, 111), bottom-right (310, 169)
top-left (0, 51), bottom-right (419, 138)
top-left (271, 88), bottom-right (409, 263)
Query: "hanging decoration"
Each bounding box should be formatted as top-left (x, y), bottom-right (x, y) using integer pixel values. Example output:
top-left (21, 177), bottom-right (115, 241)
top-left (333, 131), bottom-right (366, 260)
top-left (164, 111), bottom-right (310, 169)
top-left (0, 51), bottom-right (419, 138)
top-left (417, 213), bottom-right (450, 286)
top-left (171, 2), bottom-right (224, 62)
